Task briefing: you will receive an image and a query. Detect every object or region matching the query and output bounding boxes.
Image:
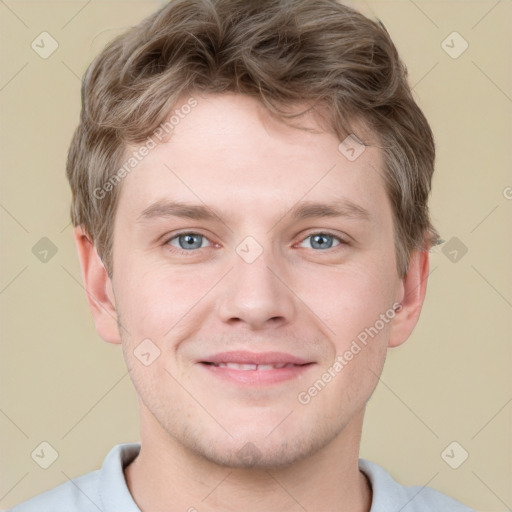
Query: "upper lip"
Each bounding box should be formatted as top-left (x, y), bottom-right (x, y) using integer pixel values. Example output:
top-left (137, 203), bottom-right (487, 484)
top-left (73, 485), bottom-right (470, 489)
top-left (200, 351), bottom-right (312, 366)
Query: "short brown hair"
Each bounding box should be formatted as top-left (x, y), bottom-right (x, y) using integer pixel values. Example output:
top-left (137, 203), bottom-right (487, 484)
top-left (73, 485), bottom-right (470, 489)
top-left (67, 0), bottom-right (441, 278)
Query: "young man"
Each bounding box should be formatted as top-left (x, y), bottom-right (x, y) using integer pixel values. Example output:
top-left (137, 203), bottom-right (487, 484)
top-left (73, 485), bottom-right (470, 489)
top-left (10, 0), bottom-right (474, 510)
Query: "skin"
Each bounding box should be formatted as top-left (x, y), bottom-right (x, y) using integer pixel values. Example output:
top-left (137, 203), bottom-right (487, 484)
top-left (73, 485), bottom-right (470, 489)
top-left (74, 92), bottom-right (429, 512)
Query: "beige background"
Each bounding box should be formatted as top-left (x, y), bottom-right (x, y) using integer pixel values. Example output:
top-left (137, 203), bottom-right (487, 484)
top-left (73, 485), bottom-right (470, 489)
top-left (1, 1), bottom-right (511, 510)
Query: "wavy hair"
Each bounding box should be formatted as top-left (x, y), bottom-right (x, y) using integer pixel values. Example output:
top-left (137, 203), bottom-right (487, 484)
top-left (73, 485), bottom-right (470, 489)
top-left (67, 0), bottom-right (441, 278)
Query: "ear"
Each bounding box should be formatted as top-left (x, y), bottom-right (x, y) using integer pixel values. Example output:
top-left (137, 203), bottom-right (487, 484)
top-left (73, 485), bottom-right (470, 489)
top-left (388, 249), bottom-right (430, 348)
top-left (72, 226), bottom-right (121, 345)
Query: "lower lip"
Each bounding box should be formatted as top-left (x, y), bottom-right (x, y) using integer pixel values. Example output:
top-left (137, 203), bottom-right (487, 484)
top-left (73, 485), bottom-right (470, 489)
top-left (199, 363), bottom-right (314, 385)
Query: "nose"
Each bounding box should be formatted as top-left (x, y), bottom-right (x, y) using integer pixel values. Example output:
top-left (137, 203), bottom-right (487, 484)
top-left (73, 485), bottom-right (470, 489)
top-left (216, 244), bottom-right (296, 330)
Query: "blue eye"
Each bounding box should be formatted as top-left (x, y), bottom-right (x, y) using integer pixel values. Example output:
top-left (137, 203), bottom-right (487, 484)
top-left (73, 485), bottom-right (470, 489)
top-left (167, 233), bottom-right (211, 251)
top-left (164, 231), bottom-right (347, 256)
top-left (299, 233), bottom-right (344, 250)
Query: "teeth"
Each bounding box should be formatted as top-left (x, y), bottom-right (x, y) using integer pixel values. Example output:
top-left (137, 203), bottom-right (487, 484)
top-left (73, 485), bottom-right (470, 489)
top-left (256, 364), bottom-right (275, 371)
top-left (212, 362), bottom-right (296, 370)
top-left (226, 363), bottom-right (257, 370)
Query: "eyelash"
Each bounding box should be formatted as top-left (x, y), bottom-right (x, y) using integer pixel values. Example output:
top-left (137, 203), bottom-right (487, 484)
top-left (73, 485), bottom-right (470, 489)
top-left (163, 231), bottom-right (349, 256)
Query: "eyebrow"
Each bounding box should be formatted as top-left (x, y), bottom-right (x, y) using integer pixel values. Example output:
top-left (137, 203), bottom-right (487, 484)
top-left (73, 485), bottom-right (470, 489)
top-left (136, 199), bottom-right (372, 224)
top-left (291, 200), bottom-right (371, 222)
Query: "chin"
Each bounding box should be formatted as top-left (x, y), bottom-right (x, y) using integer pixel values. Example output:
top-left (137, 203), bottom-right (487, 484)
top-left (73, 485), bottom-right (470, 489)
top-left (193, 439), bottom-right (310, 469)
top-left (180, 419), bottom-right (340, 470)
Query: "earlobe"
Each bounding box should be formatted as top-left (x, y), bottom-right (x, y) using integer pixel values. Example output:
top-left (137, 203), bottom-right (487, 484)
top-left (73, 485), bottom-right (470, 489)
top-left (388, 250), bottom-right (430, 348)
top-left (72, 226), bottom-right (121, 345)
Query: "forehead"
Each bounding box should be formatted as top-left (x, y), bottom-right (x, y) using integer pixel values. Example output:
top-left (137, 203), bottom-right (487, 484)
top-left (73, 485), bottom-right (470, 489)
top-left (116, 93), bottom-right (389, 225)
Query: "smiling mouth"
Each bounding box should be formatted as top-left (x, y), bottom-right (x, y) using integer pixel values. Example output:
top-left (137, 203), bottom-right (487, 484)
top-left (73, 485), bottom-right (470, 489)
top-left (198, 351), bottom-right (315, 385)
top-left (202, 362), bottom-right (308, 370)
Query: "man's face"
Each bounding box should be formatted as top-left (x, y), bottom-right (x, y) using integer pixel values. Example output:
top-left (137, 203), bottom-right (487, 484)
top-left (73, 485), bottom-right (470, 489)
top-left (110, 93), bottom-right (403, 467)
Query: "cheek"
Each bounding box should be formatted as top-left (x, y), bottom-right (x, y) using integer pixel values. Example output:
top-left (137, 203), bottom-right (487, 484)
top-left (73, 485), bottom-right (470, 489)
top-left (325, 267), bottom-right (394, 390)
top-left (114, 263), bottom-right (207, 341)
top-left (294, 258), bottom-right (396, 338)
top-left (301, 275), bottom-right (391, 413)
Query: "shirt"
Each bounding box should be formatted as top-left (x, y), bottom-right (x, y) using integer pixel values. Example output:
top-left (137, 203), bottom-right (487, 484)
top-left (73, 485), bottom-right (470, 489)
top-left (8, 443), bottom-right (475, 511)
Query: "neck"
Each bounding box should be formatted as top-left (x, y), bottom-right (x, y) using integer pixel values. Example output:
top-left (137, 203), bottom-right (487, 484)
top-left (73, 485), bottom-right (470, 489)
top-left (124, 408), bottom-right (372, 512)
